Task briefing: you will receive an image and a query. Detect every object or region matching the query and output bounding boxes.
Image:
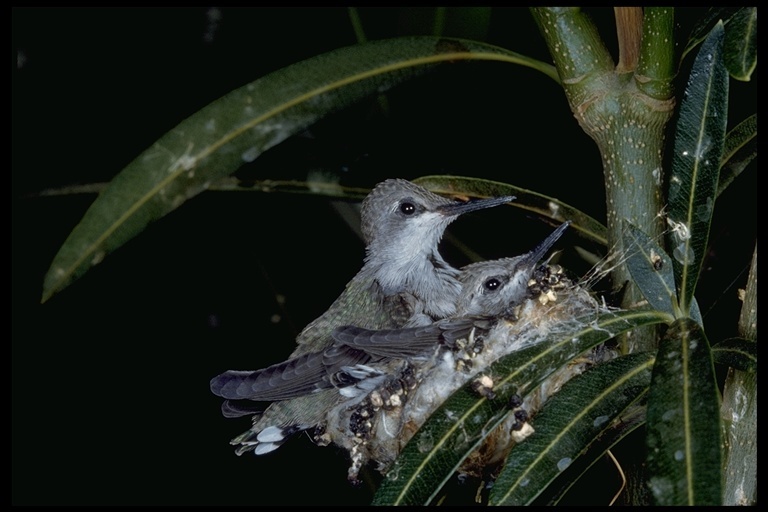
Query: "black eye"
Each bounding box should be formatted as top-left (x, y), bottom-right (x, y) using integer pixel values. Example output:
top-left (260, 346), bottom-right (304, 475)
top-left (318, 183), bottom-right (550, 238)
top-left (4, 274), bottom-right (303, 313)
top-left (484, 278), bottom-right (501, 291)
top-left (400, 201), bottom-right (416, 215)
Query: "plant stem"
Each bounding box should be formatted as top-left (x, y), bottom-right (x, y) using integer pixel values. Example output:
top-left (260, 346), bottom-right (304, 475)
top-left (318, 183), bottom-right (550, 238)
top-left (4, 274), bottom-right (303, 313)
top-left (636, 7), bottom-right (676, 99)
top-left (615, 7), bottom-right (643, 73)
top-left (531, 7), bottom-right (675, 352)
top-left (721, 244), bottom-right (757, 505)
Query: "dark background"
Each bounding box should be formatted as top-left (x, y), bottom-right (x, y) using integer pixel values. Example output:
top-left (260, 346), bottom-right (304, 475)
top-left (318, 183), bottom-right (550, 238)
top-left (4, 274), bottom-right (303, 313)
top-left (12, 7), bottom-right (755, 505)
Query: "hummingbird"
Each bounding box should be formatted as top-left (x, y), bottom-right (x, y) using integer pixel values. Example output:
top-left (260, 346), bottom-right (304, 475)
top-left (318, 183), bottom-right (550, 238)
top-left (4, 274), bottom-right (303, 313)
top-left (329, 220), bottom-right (573, 366)
top-left (316, 221), bottom-right (582, 481)
top-left (213, 221), bottom-right (571, 408)
top-left (210, 178), bottom-right (515, 455)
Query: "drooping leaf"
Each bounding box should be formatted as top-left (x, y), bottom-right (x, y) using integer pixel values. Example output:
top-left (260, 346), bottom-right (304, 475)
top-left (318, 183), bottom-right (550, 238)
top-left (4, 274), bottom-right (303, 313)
top-left (681, 6), bottom-right (757, 77)
top-left (622, 220), bottom-right (680, 318)
top-left (645, 318), bottom-right (723, 505)
top-left (489, 352), bottom-right (655, 505)
top-left (666, 22), bottom-right (728, 314)
top-left (712, 337), bottom-right (757, 373)
top-left (371, 308), bottom-right (672, 505)
top-left (209, 178), bottom-right (372, 200)
top-left (543, 401), bottom-right (647, 505)
top-left (681, 7), bottom-right (741, 62)
top-left (620, 220), bottom-right (706, 326)
top-left (723, 7), bottom-right (757, 81)
top-left (718, 113), bottom-right (757, 197)
top-left (41, 37), bottom-right (557, 303)
top-left (413, 175), bottom-right (608, 246)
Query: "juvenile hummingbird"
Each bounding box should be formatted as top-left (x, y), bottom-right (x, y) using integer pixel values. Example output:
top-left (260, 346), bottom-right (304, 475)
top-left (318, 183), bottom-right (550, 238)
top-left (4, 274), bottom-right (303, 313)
top-left (330, 220), bottom-right (573, 363)
top-left (213, 221), bottom-right (571, 406)
top-left (318, 221), bottom-right (583, 481)
top-left (210, 178), bottom-right (514, 455)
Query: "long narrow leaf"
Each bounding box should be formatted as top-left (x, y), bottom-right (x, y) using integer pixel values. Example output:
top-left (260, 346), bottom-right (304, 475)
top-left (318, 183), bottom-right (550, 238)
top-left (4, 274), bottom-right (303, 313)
top-left (414, 175), bottom-right (608, 246)
top-left (723, 7), bottom-right (757, 81)
top-left (41, 37), bottom-right (556, 303)
top-left (678, 7), bottom-right (756, 81)
top-left (371, 308), bottom-right (672, 505)
top-left (718, 113), bottom-right (757, 197)
top-left (622, 220), bottom-right (680, 318)
top-left (666, 22), bottom-right (728, 314)
top-left (711, 337), bottom-right (757, 373)
top-left (544, 401), bottom-right (647, 505)
top-left (681, 8), bottom-right (741, 62)
top-left (646, 318), bottom-right (723, 505)
top-left (489, 352), bottom-right (655, 505)
top-left (621, 221), bottom-right (706, 325)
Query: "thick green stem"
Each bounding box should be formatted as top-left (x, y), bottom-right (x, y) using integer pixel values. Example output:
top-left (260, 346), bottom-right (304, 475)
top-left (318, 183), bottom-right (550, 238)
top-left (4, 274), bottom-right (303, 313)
top-left (530, 8), bottom-right (614, 97)
top-left (532, 7), bottom-right (675, 352)
top-left (588, 82), bottom-right (672, 344)
top-left (636, 7), bottom-right (676, 99)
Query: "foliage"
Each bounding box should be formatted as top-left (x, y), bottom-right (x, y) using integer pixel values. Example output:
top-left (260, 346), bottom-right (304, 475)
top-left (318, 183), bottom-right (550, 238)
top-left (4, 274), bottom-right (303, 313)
top-left (33, 7), bottom-right (755, 506)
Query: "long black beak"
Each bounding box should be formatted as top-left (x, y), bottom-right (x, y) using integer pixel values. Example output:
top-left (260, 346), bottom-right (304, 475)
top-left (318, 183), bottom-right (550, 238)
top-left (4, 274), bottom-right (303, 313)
top-left (522, 221), bottom-right (571, 267)
top-left (437, 194), bottom-right (516, 217)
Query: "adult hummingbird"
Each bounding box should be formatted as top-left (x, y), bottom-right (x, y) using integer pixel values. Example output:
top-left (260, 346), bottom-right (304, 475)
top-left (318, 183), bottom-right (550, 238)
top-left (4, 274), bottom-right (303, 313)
top-left (210, 178), bottom-right (515, 455)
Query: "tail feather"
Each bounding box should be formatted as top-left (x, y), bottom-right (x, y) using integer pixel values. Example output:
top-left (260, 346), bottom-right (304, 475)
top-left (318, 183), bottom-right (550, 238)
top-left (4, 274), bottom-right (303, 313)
top-left (231, 424), bottom-right (303, 456)
top-left (227, 390), bottom-right (341, 455)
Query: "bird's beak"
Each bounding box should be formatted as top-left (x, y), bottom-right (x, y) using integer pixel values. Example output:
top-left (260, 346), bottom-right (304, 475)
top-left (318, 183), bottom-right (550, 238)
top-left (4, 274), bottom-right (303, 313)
top-left (437, 195), bottom-right (516, 217)
top-left (522, 221), bottom-right (571, 267)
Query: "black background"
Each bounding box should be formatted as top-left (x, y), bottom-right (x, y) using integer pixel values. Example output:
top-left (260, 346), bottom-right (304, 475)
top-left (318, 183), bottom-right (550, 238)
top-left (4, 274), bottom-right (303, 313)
top-left (12, 7), bottom-right (755, 505)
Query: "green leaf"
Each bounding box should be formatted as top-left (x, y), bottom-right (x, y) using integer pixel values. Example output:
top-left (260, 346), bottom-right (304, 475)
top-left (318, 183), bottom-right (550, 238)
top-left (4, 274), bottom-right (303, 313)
top-left (681, 7), bottom-right (741, 62)
top-left (645, 318), bottom-right (723, 505)
top-left (723, 7), bottom-right (757, 81)
top-left (622, 220), bottom-right (680, 318)
top-left (371, 308), bottom-right (672, 505)
top-left (41, 37), bottom-right (557, 303)
top-left (683, 6), bottom-right (756, 80)
top-left (666, 22), bottom-right (728, 315)
top-left (712, 337), bottom-right (757, 373)
top-left (489, 352), bottom-right (655, 505)
top-left (544, 401), bottom-right (647, 505)
top-left (718, 113), bottom-right (757, 197)
top-left (413, 175), bottom-right (608, 246)
top-left (621, 220), bottom-right (706, 326)
top-left (209, 178), bottom-right (372, 200)
top-left (689, 299), bottom-right (704, 328)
